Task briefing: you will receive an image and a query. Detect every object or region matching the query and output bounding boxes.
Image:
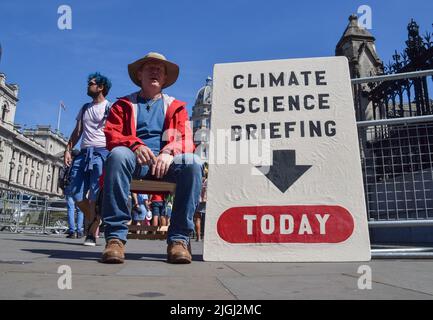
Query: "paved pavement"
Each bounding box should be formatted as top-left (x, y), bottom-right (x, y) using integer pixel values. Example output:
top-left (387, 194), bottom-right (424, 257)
top-left (1, 232), bottom-right (433, 300)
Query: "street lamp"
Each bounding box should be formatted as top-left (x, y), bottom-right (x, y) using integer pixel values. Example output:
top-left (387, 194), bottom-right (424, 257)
top-left (8, 160), bottom-right (15, 189)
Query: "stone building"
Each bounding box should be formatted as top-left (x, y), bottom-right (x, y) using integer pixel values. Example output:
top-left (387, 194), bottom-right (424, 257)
top-left (191, 77), bottom-right (212, 162)
top-left (0, 72), bottom-right (67, 198)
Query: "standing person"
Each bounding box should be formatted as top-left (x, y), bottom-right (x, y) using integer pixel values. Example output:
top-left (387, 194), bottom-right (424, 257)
top-left (64, 72), bottom-right (112, 246)
top-left (61, 150), bottom-right (84, 238)
top-left (101, 52), bottom-right (202, 264)
top-left (144, 210), bottom-right (152, 227)
top-left (165, 194), bottom-right (173, 226)
top-left (194, 163), bottom-right (208, 241)
top-left (150, 193), bottom-right (167, 230)
top-left (65, 191), bottom-right (84, 238)
top-left (144, 195), bottom-right (153, 228)
top-left (131, 192), bottom-right (149, 232)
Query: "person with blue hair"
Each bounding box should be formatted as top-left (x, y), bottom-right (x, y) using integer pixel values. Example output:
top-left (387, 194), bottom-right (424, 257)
top-left (64, 72), bottom-right (113, 246)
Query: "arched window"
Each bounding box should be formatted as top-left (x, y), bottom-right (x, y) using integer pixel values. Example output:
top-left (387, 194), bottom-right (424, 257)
top-left (29, 171), bottom-right (34, 187)
top-left (16, 165), bottom-right (22, 184)
top-left (23, 168), bottom-right (29, 186)
top-left (46, 175), bottom-right (51, 191)
top-left (35, 173), bottom-right (40, 190)
top-left (1, 103), bottom-right (9, 122)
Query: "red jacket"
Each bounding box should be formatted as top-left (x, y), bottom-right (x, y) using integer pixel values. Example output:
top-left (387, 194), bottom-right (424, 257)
top-left (104, 92), bottom-right (195, 155)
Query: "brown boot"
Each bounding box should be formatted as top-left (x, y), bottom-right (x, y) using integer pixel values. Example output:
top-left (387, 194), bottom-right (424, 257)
top-left (101, 239), bottom-right (125, 264)
top-left (167, 241), bottom-right (192, 264)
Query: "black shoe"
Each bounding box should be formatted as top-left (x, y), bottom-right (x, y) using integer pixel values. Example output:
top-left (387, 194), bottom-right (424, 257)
top-left (66, 232), bottom-right (77, 239)
top-left (76, 232), bottom-right (84, 239)
top-left (83, 235), bottom-right (96, 246)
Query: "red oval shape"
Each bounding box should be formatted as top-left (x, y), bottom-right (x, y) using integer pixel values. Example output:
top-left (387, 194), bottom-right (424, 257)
top-left (217, 205), bottom-right (354, 243)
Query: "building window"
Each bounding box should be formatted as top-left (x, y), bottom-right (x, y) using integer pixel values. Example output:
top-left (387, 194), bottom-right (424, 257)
top-left (1, 104), bottom-right (9, 122)
top-left (35, 174), bottom-right (40, 190)
top-left (16, 165), bottom-right (22, 184)
top-left (23, 169), bottom-right (29, 186)
top-left (29, 171), bottom-right (34, 187)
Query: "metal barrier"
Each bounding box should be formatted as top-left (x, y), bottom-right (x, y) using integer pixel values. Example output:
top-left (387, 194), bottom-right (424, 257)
top-left (0, 187), bottom-right (22, 232)
top-left (358, 115), bottom-right (433, 224)
top-left (354, 70), bottom-right (433, 259)
top-left (0, 187), bottom-right (68, 234)
top-left (45, 197), bottom-right (69, 234)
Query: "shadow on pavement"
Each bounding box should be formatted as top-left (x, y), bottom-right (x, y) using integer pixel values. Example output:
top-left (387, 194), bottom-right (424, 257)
top-left (21, 249), bottom-right (203, 263)
top-left (11, 238), bottom-right (86, 246)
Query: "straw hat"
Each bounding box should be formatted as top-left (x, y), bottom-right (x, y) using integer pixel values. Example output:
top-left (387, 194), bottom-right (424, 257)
top-left (128, 52), bottom-right (179, 89)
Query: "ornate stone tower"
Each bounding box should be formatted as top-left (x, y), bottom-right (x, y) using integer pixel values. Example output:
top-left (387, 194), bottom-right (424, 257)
top-left (191, 77), bottom-right (212, 162)
top-left (336, 14), bottom-right (384, 121)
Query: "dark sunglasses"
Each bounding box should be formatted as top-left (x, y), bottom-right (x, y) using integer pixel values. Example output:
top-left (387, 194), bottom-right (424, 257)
top-left (88, 81), bottom-right (98, 87)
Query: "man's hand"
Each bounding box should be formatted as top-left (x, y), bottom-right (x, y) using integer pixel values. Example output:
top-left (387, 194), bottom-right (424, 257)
top-left (134, 145), bottom-right (157, 166)
top-left (64, 150), bottom-right (72, 166)
top-left (152, 153), bottom-right (174, 179)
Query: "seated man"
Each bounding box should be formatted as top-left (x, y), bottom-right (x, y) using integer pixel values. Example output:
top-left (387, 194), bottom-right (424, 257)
top-left (101, 52), bottom-right (203, 264)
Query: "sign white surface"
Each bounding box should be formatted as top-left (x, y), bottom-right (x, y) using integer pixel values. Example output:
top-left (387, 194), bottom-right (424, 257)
top-left (203, 56), bottom-right (371, 262)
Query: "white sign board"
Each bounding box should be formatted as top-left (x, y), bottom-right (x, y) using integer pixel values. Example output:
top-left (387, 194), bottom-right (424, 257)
top-left (203, 56), bottom-right (371, 262)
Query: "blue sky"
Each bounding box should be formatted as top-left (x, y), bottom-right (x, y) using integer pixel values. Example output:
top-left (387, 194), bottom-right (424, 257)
top-left (0, 0), bottom-right (432, 138)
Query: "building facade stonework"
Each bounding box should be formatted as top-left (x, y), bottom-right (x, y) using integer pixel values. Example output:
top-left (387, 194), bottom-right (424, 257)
top-left (191, 77), bottom-right (212, 163)
top-left (0, 72), bottom-right (66, 198)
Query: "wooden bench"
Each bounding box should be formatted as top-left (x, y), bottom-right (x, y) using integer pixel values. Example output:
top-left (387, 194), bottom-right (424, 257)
top-left (128, 225), bottom-right (168, 240)
top-left (127, 179), bottom-right (175, 240)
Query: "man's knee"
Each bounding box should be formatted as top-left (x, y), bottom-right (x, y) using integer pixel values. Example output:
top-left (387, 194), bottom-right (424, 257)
top-left (107, 147), bottom-right (135, 168)
top-left (175, 154), bottom-right (203, 174)
top-left (189, 154), bottom-right (203, 175)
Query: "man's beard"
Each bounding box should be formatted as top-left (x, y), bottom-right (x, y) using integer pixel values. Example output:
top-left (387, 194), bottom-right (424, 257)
top-left (87, 90), bottom-right (99, 98)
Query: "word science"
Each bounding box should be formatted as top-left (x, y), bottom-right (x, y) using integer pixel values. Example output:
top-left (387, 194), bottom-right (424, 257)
top-left (229, 70), bottom-right (337, 141)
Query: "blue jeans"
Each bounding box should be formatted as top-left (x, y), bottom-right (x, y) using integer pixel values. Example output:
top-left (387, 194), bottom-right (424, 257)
top-left (69, 147), bottom-right (108, 202)
top-left (131, 204), bottom-right (146, 221)
top-left (102, 147), bottom-right (203, 245)
top-left (66, 195), bottom-right (84, 234)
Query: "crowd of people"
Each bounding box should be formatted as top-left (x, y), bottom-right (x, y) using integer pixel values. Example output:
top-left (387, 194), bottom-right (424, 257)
top-left (60, 52), bottom-right (207, 265)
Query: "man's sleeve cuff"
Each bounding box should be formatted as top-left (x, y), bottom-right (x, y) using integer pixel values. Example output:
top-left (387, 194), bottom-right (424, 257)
top-left (130, 142), bottom-right (143, 152)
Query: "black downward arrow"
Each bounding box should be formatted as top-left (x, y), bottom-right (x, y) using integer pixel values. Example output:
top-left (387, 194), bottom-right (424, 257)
top-left (256, 150), bottom-right (312, 193)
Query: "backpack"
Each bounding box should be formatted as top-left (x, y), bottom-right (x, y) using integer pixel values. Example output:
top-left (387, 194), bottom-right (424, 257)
top-left (58, 165), bottom-right (72, 191)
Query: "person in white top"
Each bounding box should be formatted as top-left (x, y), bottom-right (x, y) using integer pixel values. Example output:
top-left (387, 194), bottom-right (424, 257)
top-left (64, 72), bottom-right (112, 246)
